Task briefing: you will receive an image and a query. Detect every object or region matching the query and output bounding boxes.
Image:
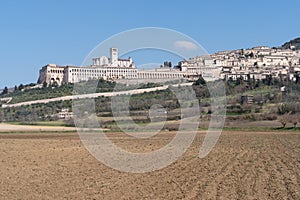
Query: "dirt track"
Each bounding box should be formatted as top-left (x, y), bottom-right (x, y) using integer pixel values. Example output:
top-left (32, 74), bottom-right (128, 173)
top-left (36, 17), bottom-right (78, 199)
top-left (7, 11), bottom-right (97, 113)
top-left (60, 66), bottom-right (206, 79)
top-left (0, 131), bottom-right (299, 199)
top-left (0, 123), bottom-right (76, 132)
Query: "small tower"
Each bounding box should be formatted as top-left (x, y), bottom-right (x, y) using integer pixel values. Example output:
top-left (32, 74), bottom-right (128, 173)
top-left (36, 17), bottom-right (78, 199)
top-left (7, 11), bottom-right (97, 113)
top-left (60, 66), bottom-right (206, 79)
top-left (110, 48), bottom-right (118, 65)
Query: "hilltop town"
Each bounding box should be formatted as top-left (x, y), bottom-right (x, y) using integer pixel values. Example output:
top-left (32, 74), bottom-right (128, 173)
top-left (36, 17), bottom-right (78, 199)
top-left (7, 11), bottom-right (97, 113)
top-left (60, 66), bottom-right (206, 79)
top-left (36, 38), bottom-right (300, 87)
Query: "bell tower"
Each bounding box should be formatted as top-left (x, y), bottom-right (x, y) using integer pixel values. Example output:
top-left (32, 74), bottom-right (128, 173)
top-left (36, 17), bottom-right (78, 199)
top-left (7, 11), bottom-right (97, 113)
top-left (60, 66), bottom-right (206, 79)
top-left (110, 48), bottom-right (118, 65)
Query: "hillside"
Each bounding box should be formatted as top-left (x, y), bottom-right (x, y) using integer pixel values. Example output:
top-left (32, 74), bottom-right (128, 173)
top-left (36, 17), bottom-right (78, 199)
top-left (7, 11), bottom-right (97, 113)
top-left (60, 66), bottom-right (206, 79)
top-left (1, 76), bottom-right (300, 128)
top-left (281, 37), bottom-right (300, 50)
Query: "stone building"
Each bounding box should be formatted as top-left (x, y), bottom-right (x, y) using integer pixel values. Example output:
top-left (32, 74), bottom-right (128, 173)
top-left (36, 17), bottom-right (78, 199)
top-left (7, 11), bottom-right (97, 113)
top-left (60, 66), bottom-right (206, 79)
top-left (38, 48), bottom-right (210, 85)
top-left (38, 48), bottom-right (139, 85)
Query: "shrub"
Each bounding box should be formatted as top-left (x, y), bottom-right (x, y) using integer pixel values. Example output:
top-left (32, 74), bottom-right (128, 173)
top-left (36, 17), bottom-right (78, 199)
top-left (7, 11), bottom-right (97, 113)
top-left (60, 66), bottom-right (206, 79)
top-left (278, 113), bottom-right (290, 128)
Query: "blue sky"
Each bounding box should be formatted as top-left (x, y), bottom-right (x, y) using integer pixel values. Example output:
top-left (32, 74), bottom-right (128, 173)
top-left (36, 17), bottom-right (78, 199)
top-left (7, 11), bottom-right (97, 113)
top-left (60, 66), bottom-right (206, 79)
top-left (0, 0), bottom-right (299, 89)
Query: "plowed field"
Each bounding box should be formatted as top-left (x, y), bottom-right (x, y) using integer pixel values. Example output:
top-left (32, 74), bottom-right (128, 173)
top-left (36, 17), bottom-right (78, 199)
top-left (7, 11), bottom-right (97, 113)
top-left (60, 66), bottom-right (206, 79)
top-left (0, 131), bottom-right (299, 199)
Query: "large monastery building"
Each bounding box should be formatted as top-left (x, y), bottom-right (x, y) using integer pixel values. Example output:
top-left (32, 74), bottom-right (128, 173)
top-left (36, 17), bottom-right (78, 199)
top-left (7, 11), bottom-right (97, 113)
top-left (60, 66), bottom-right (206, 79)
top-left (38, 48), bottom-right (208, 85)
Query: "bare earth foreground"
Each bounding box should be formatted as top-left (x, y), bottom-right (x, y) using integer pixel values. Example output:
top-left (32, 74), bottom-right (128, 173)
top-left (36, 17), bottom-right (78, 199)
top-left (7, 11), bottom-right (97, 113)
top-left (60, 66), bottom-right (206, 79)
top-left (0, 129), bottom-right (299, 199)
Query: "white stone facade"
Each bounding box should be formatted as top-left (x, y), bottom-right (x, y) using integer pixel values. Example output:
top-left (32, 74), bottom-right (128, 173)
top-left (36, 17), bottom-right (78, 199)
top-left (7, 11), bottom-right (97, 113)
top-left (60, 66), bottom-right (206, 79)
top-left (37, 64), bottom-right (66, 85)
top-left (38, 48), bottom-right (193, 85)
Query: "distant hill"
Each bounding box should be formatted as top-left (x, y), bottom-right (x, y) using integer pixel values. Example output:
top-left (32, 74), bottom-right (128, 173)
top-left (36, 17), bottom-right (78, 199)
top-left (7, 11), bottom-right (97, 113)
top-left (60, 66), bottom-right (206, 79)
top-left (281, 37), bottom-right (300, 50)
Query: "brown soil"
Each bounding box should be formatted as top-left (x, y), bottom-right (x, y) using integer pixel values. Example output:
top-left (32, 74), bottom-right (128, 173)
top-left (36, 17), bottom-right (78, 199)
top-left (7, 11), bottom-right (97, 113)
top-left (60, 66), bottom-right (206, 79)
top-left (0, 131), bottom-right (299, 199)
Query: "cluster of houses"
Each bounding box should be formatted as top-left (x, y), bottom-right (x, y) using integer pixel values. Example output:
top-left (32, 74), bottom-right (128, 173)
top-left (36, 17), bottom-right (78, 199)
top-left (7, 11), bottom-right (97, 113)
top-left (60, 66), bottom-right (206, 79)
top-left (179, 46), bottom-right (300, 82)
